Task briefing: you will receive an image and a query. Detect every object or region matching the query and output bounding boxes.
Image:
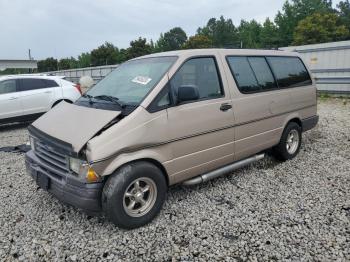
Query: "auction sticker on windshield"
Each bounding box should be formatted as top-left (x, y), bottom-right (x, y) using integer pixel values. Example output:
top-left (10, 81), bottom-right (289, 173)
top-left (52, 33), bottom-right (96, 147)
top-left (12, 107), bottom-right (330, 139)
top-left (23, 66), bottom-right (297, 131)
top-left (132, 76), bottom-right (152, 85)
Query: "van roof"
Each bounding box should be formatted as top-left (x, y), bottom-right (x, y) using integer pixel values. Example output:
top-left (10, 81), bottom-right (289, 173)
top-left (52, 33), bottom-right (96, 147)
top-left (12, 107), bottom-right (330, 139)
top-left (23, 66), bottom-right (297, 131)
top-left (133, 48), bottom-right (299, 60)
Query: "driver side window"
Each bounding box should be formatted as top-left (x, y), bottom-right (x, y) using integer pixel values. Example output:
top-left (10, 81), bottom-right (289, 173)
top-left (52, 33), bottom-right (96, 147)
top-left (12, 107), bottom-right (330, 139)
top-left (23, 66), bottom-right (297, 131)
top-left (170, 57), bottom-right (223, 101)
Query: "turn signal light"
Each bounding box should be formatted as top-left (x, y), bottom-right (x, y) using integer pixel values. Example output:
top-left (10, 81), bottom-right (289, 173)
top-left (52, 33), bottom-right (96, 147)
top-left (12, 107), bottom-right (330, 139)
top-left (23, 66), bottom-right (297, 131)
top-left (86, 167), bottom-right (100, 183)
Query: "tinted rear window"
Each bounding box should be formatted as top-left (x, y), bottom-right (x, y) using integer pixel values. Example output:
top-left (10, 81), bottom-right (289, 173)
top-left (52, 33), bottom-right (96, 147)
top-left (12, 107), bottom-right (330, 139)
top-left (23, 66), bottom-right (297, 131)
top-left (44, 79), bottom-right (59, 87)
top-left (227, 57), bottom-right (260, 93)
top-left (227, 56), bottom-right (277, 93)
top-left (267, 57), bottom-right (312, 88)
top-left (20, 78), bottom-right (57, 91)
top-left (247, 57), bottom-right (277, 91)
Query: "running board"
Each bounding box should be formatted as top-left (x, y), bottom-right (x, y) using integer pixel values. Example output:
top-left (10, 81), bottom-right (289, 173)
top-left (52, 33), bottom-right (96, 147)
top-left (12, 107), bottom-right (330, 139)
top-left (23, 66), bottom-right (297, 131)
top-left (182, 153), bottom-right (265, 186)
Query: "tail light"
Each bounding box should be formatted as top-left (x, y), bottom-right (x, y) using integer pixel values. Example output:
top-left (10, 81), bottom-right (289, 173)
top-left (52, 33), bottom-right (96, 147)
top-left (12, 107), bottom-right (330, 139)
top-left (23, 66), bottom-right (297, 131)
top-left (74, 84), bottom-right (82, 95)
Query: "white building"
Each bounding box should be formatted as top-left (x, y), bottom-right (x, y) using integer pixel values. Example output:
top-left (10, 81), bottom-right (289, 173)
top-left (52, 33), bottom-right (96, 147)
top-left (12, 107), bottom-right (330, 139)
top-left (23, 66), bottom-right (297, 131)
top-left (0, 59), bottom-right (37, 71)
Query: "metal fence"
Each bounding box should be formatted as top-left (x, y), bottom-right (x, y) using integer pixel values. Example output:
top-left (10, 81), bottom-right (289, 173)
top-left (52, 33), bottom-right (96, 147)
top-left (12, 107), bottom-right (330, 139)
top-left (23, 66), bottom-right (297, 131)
top-left (46, 64), bottom-right (118, 84)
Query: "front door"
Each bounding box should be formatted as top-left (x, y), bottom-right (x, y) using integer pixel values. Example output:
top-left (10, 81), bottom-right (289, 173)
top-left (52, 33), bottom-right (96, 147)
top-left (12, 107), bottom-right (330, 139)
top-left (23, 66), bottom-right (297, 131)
top-left (165, 56), bottom-right (235, 184)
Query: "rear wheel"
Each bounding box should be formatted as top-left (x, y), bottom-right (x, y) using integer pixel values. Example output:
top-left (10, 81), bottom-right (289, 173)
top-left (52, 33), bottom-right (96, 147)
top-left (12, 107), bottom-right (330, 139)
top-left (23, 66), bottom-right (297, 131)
top-left (102, 161), bottom-right (167, 229)
top-left (273, 122), bottom-right (302, 161)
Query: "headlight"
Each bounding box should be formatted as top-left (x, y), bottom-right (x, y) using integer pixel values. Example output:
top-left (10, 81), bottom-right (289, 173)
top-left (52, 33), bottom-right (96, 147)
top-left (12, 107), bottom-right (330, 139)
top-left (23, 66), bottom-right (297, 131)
top-left (29, 136), bottom-right (36, 151)
top-left (69, 157), bottom-right (88, 175)
top-left (69, 157), bottom-right (100, 183)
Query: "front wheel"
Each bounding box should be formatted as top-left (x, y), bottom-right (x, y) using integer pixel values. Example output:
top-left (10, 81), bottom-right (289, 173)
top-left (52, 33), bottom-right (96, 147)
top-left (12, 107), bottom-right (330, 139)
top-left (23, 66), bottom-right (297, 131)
top-left (273, 122), bottom-right (302, 161)
top-left (102, 161), bottom-right (167, 229)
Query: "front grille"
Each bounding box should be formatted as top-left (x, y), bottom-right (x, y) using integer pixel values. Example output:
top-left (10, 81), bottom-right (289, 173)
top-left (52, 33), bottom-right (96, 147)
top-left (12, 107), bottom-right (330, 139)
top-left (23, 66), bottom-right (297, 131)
top-left (34, 140), bottom-right (69, 179)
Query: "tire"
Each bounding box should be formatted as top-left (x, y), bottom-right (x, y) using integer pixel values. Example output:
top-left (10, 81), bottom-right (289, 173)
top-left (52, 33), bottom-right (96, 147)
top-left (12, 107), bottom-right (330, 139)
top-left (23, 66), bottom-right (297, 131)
top-left (273, 122), bottom-right (302, 161)
top-left (102, 161), bottom-right (167, 229)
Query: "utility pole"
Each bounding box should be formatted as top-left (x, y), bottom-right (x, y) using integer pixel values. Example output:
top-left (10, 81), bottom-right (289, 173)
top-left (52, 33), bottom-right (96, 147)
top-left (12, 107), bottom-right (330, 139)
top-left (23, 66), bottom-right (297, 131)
top-left (28, 49), bottom-right (32, 73)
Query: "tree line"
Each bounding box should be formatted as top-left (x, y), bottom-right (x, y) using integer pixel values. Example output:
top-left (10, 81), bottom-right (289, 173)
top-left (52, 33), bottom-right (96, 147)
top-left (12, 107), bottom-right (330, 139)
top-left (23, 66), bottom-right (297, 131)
top-left (37, 0), bottom-right (350, 72)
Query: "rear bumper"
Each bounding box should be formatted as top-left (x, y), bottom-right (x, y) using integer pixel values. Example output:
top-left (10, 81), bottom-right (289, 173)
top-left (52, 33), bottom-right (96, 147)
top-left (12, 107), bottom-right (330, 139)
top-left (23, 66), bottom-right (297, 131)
top-left (302, 115), bottom-right (319, 132)
top-left (25, 150), bottom-right (103, 214)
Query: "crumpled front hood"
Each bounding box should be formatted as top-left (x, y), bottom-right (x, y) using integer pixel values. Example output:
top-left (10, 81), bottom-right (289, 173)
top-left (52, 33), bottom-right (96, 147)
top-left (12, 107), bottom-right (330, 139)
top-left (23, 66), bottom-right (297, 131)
top-left (31, 101), bottom-right (121, 152)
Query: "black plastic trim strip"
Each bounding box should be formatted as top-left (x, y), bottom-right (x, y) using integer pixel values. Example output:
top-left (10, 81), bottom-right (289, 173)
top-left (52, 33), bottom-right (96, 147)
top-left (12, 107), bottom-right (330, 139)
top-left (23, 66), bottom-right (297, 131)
top-left (301, 115), bottom-right (319, 132)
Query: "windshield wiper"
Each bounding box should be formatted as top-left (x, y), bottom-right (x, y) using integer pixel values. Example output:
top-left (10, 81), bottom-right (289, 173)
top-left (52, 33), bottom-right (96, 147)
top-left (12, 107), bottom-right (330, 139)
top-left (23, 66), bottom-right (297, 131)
top-left (93, 95), bottom-right (125, 108)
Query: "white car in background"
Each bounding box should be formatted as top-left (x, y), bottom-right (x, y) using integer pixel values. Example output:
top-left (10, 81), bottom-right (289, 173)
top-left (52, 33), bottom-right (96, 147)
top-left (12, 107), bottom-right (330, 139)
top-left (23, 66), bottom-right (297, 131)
top-left (0, 75), bottom-right (82, 124)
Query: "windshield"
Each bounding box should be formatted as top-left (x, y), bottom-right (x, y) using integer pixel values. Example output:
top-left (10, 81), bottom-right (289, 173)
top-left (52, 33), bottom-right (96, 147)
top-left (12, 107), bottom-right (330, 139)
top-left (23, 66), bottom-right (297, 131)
top-left (85, 56), bottom-right (177, 105)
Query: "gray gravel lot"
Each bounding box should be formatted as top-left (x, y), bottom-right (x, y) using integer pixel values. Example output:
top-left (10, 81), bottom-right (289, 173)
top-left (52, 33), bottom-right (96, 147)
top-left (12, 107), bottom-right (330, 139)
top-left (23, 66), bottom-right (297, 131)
top-left (0, 99), bottom-right (349, 261)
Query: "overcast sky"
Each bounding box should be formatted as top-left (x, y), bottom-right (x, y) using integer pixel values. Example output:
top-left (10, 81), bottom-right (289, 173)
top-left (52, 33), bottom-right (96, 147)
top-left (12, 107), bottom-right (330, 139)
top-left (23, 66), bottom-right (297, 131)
top-left (0, 0), bottom-right (342, 60)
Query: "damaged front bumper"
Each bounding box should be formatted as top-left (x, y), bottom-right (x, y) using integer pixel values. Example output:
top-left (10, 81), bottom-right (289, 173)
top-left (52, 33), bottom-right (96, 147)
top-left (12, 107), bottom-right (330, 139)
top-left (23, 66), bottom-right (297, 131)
top-left (25, 150), bottom-right (103, 214)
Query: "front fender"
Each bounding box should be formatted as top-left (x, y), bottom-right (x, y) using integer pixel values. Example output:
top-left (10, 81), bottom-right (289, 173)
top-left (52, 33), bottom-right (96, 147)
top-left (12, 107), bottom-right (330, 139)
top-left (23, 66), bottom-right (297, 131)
top-left (90, 145), bottom-right (172, 183)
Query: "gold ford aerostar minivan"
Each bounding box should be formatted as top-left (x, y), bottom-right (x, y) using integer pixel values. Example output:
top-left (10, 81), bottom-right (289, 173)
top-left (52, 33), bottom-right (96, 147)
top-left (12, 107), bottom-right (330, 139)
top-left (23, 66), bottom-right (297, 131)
top-left (26, 49), bottom-right (318, 228)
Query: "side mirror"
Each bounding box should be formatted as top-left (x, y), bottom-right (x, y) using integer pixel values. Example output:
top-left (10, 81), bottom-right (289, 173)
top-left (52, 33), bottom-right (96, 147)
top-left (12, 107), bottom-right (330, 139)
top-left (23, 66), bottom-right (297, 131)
top-left (177, 85), bottom-right (199, 103)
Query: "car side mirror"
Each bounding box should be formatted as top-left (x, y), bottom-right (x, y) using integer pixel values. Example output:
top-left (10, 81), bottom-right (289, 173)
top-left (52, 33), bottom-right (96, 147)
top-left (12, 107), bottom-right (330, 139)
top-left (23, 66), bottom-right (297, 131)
top-left (177, 85), bottom-right (199, 103)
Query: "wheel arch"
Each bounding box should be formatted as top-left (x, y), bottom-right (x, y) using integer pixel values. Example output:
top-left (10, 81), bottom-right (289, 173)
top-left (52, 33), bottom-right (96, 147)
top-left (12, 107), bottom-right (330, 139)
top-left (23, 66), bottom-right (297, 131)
top-left (127, 158), bottom-right (169, 186)
top-left (52, 99), bottom-right (73, 108)
top-left (96, 153), bottom-right (171, 186)
top-left (282, 113), bottom-right (302, 131)
top-left (287, 117), bottom-right (302, 128)
top-left (277, 114), bottom-right (302, 144)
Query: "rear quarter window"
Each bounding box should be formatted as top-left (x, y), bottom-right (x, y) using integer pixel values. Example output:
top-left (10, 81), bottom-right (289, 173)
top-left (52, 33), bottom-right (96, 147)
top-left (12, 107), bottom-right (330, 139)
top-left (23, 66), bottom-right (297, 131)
top-left (44, 79), bottom-right (59, 87)
top-left (266, 57), bottom-right (312, 88)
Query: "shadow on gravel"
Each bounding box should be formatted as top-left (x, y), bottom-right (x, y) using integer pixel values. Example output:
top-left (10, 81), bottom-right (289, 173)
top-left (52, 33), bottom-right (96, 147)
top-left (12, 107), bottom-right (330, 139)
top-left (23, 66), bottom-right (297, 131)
top-left (0, 122), bottom-right (31, 132)
top-left (0, 144), bottom-right (31, 154)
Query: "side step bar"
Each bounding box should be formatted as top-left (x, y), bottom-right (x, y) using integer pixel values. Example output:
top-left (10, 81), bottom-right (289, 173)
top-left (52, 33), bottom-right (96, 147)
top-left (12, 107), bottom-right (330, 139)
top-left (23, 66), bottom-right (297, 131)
top-left (182, 153), bottom-right (265, 186)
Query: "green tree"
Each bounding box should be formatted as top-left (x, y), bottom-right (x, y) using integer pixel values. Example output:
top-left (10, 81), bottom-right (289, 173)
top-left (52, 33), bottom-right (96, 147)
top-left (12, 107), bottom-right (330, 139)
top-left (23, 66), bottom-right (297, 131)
top-left (126, 37), bottom-right (152, 59)
top-left (260, 18), bottom-right (280, 48)
top-left (293, 12), bottom-right (349, 45)
top-left (275, 0), bottom-right (334, 46)
top-left (37, 57), bottom-right (58, 72)
top-left (337, 0), bottom-right (350, 33)
top-left (90, 42), bottom-right (119, 66)
top-left (77, 53), bottom-right (92, 68)
top-left (0, 68), bottom-right (29, 75)
top-left (58, 57), bottom-right (79, 70)
top-left (156, 27), bottom-right (188, 51)
top-left (118, 48), bottom-right (128, 63)
top-left (183, 35), bottom-right (213, 49)
top-left (58, 58), bottom-right (71, 70)
top-left (197, 16), bottom-right (239, 47)
top-left (238, 19), bottom-right (262, 48)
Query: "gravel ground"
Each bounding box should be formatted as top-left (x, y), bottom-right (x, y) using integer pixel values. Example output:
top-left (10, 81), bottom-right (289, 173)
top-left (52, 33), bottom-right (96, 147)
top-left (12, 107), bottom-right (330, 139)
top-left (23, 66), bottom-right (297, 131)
top-left (0, 99), bottom-right (349, 261)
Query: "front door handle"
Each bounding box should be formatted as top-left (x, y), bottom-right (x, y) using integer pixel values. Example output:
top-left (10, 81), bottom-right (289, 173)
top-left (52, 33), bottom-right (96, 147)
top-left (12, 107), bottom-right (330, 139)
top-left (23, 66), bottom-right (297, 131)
top-left (9, 97), bottom-right (18, 100)
top-left (220, 103), bottom-right (232, 111)
top-left (44, 91), bottom-right (52, 94)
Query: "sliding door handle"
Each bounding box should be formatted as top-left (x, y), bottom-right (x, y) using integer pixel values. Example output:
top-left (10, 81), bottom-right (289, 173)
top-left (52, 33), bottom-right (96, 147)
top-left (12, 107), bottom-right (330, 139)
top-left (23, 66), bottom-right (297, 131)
top-left (220, 103), bottom-right (232, 111)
